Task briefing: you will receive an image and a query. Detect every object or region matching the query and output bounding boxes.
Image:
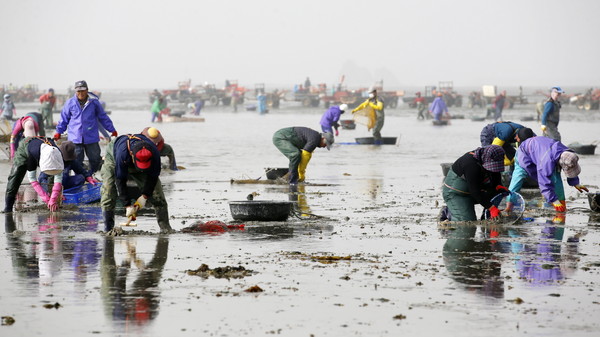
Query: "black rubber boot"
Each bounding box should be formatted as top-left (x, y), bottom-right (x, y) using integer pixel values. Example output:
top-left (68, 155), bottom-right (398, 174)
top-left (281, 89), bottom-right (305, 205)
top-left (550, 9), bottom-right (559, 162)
top-left (155, 207), bottom-right (172, 233)
top-left (103, 210), bottom-right (115, 232)
top-left (3, 194), bottom-right (16, 213)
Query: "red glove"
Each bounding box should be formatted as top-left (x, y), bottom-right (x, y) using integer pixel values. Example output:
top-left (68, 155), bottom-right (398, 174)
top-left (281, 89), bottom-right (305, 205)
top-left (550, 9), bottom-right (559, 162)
top-left (111, 130), bottom-right (118, 137)
top-left (496, 185), bottom-right (509, 193)
top-left (553, 201), bottom-right (566, 212)
top-left (86, 176), bottom-right (99, 185)
top-left (335, 129), bottom-right (339, 136)
top-left (488, 205), bottom-right (501, 219)
top-left (53, 133), bottom-right (61, 140)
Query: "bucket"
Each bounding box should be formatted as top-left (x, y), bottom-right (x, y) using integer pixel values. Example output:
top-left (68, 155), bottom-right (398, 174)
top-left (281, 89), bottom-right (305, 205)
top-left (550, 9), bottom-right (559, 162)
top-left (229, 200), bottom-right (292, 221)
top-left (568, 143), bottom-right (597, 155)
top-left (340, 119), bottom-right (356, 130)
top-left (441, 163), bottom-right (453, 177)
top-left (265, 167), bottom-right (288, 180)
top-left (588, 193), bottom-right (600, 212)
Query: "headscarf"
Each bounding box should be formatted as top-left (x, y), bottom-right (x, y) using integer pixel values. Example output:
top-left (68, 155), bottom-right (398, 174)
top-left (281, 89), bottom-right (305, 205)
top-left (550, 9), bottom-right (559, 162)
top-left (473, 145), bottom-right (505, 172)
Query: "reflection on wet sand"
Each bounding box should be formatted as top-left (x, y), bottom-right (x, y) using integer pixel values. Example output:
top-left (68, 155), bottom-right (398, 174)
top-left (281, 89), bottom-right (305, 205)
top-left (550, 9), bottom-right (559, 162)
top-left (101, 236), bottom-right (168, 329)
top-left (508, 224), bottom-right (579, 285)
top-left (442, 225), bottom-right (504, 299)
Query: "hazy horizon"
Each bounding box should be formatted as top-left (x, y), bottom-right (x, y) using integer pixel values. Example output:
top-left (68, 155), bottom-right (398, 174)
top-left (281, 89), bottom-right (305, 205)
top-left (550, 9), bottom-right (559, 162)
top-left (2, 0), bottom-right (599, 93)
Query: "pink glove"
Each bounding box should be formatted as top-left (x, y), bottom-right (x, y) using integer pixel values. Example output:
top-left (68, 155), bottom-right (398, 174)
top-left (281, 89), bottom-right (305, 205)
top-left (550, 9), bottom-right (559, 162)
top-left (48, 183), bottom-right (63, 212)
top-left (335, 129), bottom-right (339, 136)
top-left (86, 176), bottom-right (99, 185)
top-left (31, 181), bottom-right (50, 203)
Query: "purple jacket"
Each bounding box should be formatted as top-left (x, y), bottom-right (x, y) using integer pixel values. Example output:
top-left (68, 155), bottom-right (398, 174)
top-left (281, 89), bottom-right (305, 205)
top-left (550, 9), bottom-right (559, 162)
top-left (56, 95), bottom-right (116, 144)
top-left (320, 106), bottom-right (343, 128)
top-left (429, 97), bottom-right (448, 115)
top-left (517, 136), bottom-right (579, 202)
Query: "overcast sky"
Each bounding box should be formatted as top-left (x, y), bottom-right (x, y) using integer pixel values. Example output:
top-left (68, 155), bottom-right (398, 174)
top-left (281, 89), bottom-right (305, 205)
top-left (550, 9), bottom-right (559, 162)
top-left (2, 0), bottom-right (599, 92)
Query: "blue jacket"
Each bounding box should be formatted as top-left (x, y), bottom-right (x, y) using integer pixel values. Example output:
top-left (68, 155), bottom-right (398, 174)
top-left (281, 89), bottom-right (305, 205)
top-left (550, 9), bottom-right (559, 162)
top-left (517, 136), bottom-right (579, 203)
top-left (56, 94), bottom-right (115, 144)
top-left (492, 121), bottom-right (524, 142)
top-left (320, 106), bottom-right (343, 128)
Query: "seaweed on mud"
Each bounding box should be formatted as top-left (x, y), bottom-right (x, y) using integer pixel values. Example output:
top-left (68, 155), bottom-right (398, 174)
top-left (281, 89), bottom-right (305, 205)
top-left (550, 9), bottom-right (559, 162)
top-left (185, 264), bottom-right (256, 279)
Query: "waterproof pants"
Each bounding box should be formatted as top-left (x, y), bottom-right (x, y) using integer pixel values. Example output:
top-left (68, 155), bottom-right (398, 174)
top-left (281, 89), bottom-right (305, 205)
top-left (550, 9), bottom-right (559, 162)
top-left (4, 140), bottom-right (30, 211)
top-left (442, 169), bottom-right (478, 221)
top-left (372, 110), bottom-right (385, 143)
top-left (160, 143), bottom-right (178, 170)
top-left (40, 102), bottom-right (53, 127)
top-left (75, 142), bottom-right (102, 174)
top-left (100, 140), bottom-right (168, 212)
top-left (272, 128), bottom-right (302, 183)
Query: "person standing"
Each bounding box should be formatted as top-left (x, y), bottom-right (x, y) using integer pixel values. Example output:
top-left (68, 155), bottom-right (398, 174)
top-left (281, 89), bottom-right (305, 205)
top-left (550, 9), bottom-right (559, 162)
top-left (39, 88), bottom-right (57, 127)
top-left (442, 145), bottom-right (507, 221)
top-left (4, 136), bottom-right (64, 213)
top-left (257, 90), bottom-right (268, 114)
top-left (413, 92), bottom-right (427, 120)
top-left (54, 80), bottom-right (118, 174)
top-left (1, 94), bottom-right (17, 121)
top-left (272, 127), bottom-right (334, 184)
top-left (541, 86), bottom-right (564, 141)
top-left (100, 132), bottom-right (172, 233)
top-left (320, 104), bottom-right (347, 136)
top-left (151, 95), bottom-right (167, 122)
top-left (493, 90), bottom-right (507, 121)
top-left (352, 89), bottom-right (384, 144)
top-left (429, 92), bottom-right (450, 121)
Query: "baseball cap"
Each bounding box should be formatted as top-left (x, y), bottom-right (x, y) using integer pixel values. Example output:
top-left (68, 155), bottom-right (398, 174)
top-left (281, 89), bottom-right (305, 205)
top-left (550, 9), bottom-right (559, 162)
top-left (559, 151), bottom-right (581, 178)
top-left (551, 86), bottom-right (564, 94)
top-left (321, 132), bottom-right (334, 150)
top-left (339, 104), bottom-right (348, 112)
top-left (74, 80), bottom-right (88, 91)
top-left (134, 146), bottom-right (153, 170)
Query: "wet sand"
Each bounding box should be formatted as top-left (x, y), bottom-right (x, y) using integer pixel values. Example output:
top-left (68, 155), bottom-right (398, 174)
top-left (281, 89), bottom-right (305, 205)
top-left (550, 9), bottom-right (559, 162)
top-left (1, 91), bottom-right (600, 336)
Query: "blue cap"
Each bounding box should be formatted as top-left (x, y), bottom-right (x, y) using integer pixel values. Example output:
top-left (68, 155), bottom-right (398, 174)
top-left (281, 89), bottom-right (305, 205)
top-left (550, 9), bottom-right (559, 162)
top-left (551, 86), bottom-right (564, 94)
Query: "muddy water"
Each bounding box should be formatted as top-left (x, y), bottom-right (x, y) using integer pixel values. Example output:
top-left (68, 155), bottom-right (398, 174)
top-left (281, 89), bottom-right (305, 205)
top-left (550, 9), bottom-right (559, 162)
top-left (1, 92), bottom-right (600, 336)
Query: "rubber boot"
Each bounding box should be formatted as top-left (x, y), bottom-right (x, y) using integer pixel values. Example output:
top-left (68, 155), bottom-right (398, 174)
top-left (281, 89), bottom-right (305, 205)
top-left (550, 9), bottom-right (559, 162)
top-left (103, 210), bottom-right (115, 232)
top-left (155, 207), bottom-right (172, 233)
top-left (3, 194), bottom-right (16, 213)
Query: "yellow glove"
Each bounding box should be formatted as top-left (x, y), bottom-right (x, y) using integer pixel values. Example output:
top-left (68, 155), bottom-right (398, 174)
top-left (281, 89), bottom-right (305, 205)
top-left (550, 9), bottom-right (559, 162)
top-left (133, 195), bottom-right (148, 210)
top-left (541, 125), bottom-right (547, 132)
top-left (297, 150), bottom-right (312, 182)
top-left (575, 184), bottom-right (589, 193)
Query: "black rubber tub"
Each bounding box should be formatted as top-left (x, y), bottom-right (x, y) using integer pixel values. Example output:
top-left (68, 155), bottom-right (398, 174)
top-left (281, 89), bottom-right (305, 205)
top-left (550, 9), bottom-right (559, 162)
top-left (588, 193), bottom-right (600, 212)
top-left (433, 120), bottom-right (449, 126)
top-left (355, 137), bottom-right (397, 145)
top-left (265, 167), bottom-right (288, 180)
top-left (229, 200), bottom-right (292, 221)
top-left (340, 119), bottom-right (356, 130)
top-left (568, 143), bottom-right (597, 155)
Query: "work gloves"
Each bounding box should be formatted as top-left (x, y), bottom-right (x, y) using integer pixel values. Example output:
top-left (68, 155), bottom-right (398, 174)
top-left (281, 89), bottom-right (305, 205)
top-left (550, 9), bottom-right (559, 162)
top-left (48, 183), bottom-right (63, 212)
top-left (86, 176), bottom-right (100, 185)
top-left (53, 133), bottom-right (61, 140)
top-left (540, 125), bottom-right (547, 132)
top-left (125, 195), bottom-right (148, 220)
top-left (575, 184), bottom-right (589, 193)
top-left (31, 181), bottom-right (50, 203)
top-left (488, 205), bottom-right (501, 219)
top-left (552, 200), bottom-right (566, 212)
